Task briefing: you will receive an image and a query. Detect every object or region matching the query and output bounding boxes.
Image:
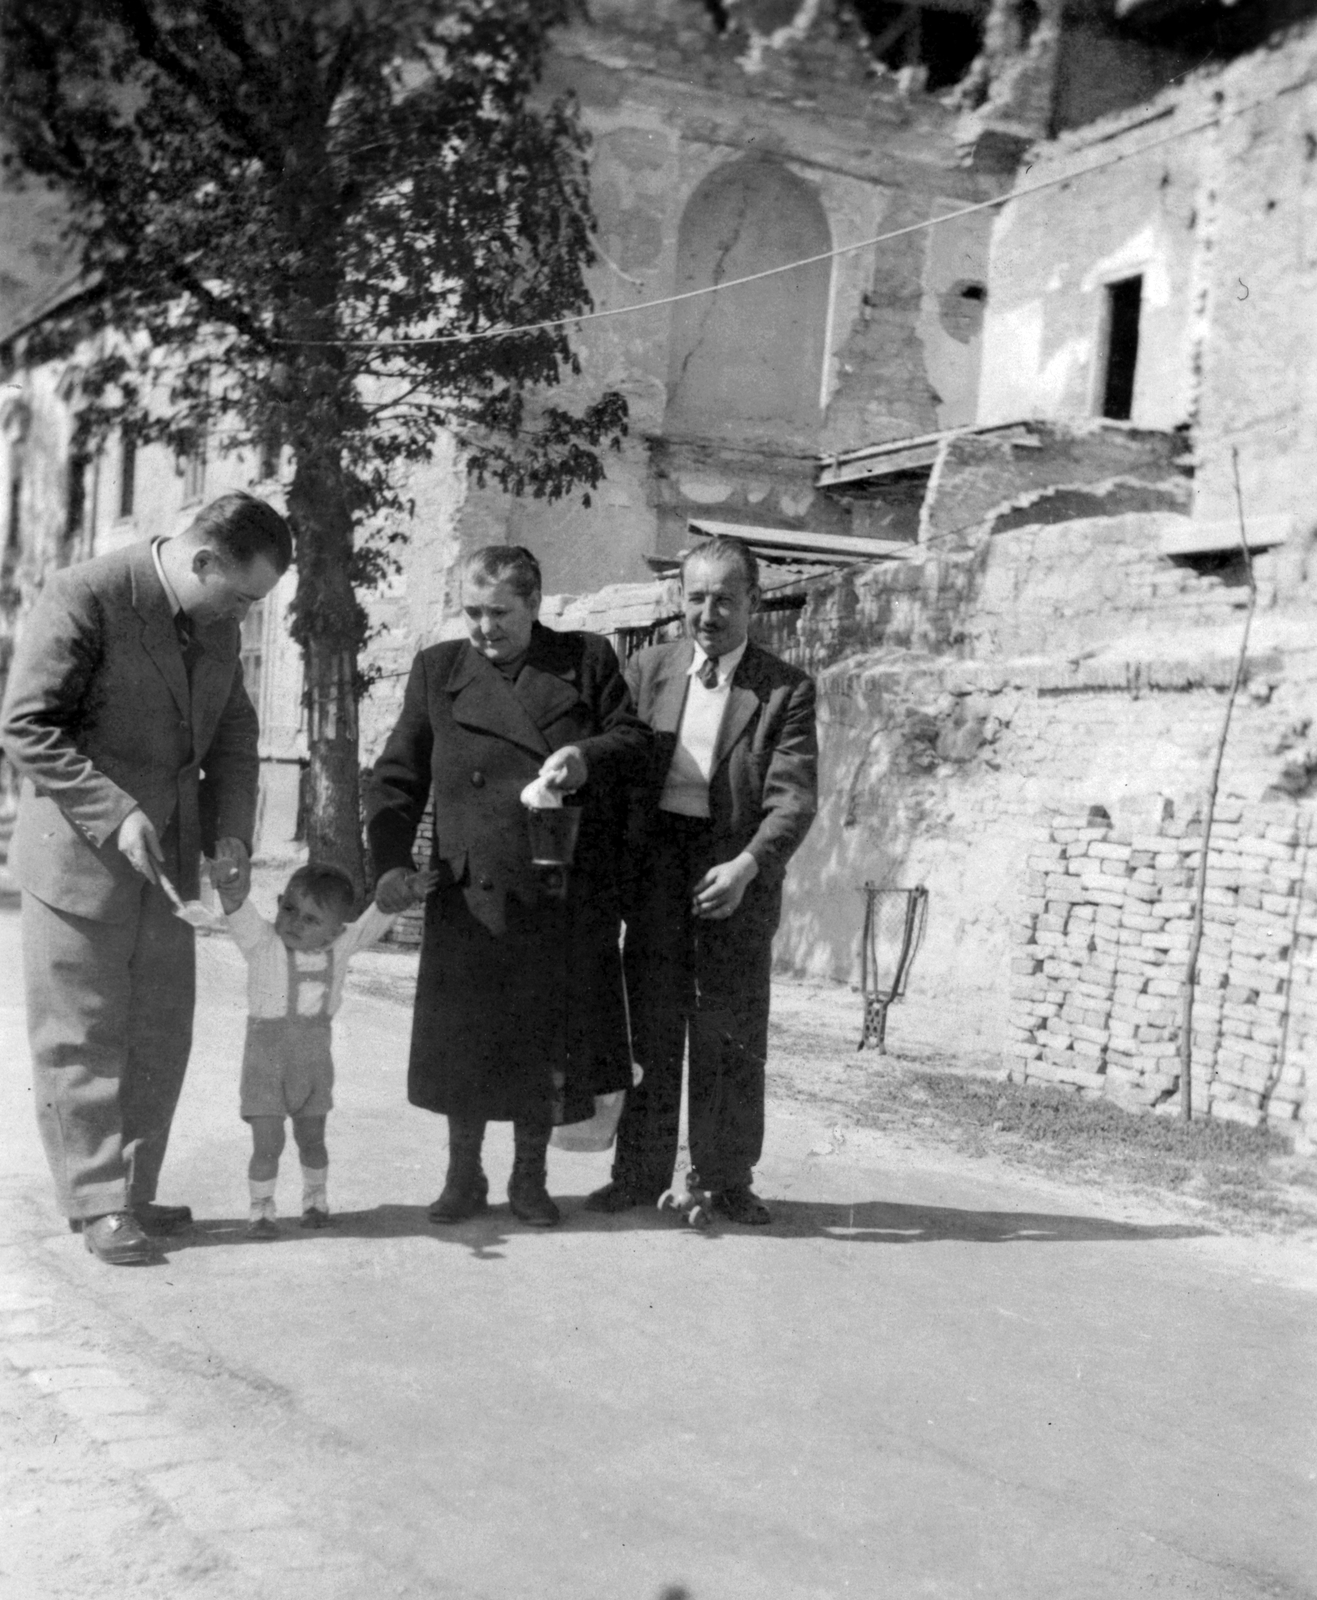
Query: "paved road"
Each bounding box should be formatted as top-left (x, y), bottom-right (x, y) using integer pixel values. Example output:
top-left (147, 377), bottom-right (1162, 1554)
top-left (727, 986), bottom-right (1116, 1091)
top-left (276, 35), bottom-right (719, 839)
top-left (1, 897), bottom-right (1314, 1600)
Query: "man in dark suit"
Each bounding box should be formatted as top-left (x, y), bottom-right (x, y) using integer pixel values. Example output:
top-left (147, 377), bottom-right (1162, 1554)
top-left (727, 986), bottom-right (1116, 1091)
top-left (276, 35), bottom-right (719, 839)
top-left (587, 535), bottom-right (818, 1224)
top-left (1, 491), bottom-right (290, 1263)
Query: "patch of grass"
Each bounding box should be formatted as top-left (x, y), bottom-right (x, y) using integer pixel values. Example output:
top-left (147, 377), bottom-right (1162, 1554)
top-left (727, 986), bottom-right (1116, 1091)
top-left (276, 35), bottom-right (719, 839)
top-left (850, 1069), bottom-right (1314, 1231)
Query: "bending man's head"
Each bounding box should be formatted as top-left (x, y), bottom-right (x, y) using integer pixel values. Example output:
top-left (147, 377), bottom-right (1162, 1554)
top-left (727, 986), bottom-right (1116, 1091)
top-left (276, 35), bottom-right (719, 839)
top-left (183, 492), bottom-right (293, 575)
top-left (169, 492), bottom-right (292, 626)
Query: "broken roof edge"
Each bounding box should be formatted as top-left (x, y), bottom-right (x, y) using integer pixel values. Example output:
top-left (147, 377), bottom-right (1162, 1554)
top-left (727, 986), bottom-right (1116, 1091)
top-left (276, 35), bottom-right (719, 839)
top-left (819, 416), bottom-right (1190, 476)
top-left (685, 517), bottom-right (916, 563)
top-left (0, 272), bottom-right (98, 357)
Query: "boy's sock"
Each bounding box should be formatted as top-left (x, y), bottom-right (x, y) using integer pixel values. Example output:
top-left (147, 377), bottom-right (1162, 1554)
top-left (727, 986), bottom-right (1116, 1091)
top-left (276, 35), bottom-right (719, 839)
top-left (301, 1164), bottom-right (329, 1216)
top-left (248, 1178), bottom-right (277, 1221)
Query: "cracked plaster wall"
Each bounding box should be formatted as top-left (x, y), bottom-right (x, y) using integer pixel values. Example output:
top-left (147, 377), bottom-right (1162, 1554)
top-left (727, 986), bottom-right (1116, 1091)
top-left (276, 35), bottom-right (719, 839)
top-left (422, 0), bottom-right (996, 595)
top-left (772, 482), bottom-right (1317, 1062)
top-left (977, 22), bottom-right (1317, 533)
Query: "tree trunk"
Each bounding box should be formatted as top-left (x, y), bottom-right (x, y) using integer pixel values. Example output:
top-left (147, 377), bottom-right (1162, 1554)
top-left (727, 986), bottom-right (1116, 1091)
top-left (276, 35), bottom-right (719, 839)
top-left (286, 448), bottom-right (367, 895)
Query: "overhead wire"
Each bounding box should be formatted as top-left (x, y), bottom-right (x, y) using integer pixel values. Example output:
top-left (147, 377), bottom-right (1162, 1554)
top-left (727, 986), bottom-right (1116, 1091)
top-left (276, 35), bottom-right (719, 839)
top-left (272, 69), bottom-right (1314, 353)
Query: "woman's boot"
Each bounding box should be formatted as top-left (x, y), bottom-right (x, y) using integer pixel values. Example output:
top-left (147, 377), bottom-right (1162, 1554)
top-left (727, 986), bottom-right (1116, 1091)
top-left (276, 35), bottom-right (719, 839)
top-left (507, 1122), bottom-right (560, 1227)
top-left (428, 1118), bottom-right (489, 1223)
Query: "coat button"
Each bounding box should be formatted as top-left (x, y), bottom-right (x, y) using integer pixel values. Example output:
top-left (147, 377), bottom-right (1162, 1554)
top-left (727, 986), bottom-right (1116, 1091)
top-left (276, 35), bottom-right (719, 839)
top-left (470, 770), bottom-right (485, 787)
top-left (478, 875), bottom-right (494, 890)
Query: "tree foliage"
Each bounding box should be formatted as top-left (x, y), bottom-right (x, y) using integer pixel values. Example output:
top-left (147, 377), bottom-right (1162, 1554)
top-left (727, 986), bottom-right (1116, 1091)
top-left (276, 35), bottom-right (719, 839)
top-left (0, 0), bottom-right (627, 877)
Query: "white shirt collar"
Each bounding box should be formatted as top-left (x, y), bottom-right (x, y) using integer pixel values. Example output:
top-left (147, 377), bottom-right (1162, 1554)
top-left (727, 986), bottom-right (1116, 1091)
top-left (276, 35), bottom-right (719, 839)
top-left (688, 636), bottom-right (748, 687)
top-left (151, 538), bottom-right (184, 618)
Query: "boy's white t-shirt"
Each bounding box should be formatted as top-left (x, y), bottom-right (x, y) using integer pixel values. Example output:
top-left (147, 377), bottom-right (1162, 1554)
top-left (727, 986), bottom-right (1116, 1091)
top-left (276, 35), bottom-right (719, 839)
top-left (226, 900), bottom-right (396, 1020)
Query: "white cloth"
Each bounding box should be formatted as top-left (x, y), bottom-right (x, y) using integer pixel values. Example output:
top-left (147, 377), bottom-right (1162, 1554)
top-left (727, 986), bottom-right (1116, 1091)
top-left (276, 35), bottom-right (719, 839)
top-left (520, 775), bottom-right (563, 809)
top-left (150, 538), bottom-right (183, 617)
top-left (226, 899), bottom-right (395, 1020)
top-left (659, 638), bottom-right (748, 819)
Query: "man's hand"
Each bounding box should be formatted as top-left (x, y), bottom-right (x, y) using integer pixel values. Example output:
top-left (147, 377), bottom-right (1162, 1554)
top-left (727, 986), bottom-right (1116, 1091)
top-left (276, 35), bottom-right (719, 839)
top-left (539, 745), bottom-right (588, 794)
top-left (117, 808), bottom-right (164, 884)
top-left (213, 838), bottom-right (251, 903)
top-left (692, 852), bottom-right (759, 921)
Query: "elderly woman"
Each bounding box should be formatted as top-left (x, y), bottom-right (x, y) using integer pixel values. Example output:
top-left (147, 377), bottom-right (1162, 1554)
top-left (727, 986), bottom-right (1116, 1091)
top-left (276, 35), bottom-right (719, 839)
top-left (367, 546), bottom-right (650, 1227)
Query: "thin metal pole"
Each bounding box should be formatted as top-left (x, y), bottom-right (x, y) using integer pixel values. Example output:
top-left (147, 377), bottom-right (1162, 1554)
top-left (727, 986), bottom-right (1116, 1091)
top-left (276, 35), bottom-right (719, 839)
top-left (1178, 448), bottom-right (1258, 1121)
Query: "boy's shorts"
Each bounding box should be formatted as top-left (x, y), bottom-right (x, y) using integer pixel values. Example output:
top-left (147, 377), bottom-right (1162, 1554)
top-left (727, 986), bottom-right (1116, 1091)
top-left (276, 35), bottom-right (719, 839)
top-left (240, 1017), bottom-right (334, 1120)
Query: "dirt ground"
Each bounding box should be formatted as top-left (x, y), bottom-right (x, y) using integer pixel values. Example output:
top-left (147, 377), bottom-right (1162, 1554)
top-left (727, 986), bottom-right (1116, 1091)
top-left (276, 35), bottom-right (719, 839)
top-left (4, 907), bottom-right (1316, 1600)
top-left (350, 930), bottom-right (1317, 1250)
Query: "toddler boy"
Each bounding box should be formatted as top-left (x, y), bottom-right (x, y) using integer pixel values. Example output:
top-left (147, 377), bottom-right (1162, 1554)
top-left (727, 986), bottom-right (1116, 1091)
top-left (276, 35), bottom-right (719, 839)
top-left (219, 861), bottom-right (428, 1238)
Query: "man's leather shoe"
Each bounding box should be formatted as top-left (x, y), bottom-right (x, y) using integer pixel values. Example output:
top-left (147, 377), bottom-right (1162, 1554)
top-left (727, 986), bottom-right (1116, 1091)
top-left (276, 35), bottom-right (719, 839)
top-left (132, 1202), bottom-right (193, 1235)
top-left (713, 1185), bottom-right (772, 1225)
top-left (583, 1179), bottom-right (660, 1214)
top-left (83, 1212), bottom-right (161, 1265)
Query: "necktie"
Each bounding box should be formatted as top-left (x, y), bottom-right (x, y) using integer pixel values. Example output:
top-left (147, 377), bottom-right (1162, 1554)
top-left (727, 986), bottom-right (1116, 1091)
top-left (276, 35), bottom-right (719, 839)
top-left (697, 655), bottom-right (720, 690)
top-left (174, 613), bottom-right (203, 679)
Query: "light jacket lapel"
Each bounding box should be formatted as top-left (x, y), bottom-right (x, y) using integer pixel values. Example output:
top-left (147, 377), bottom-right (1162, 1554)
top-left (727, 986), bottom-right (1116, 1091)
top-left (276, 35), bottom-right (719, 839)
top-left (446, 643), bottom-right (550, 758)
top-left (129, 543), bottom-right (190, 721)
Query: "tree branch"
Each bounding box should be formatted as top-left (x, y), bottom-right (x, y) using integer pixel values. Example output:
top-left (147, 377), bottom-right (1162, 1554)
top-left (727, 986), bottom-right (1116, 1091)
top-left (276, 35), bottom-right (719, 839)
top-left (111, 0), bottom-right (280, 167)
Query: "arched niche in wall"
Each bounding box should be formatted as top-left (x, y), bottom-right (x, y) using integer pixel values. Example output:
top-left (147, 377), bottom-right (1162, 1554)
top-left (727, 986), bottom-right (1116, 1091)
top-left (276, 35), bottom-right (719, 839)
top-left (664, 157), bottom-right (831, 447)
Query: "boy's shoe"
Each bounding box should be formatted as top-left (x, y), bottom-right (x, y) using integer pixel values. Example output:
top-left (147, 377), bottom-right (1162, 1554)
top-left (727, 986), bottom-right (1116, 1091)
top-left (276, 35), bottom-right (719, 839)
top-left (246, 1215), bottom-right (279, 1242)
top-left (300, 1207), bottom-right (331, 1229)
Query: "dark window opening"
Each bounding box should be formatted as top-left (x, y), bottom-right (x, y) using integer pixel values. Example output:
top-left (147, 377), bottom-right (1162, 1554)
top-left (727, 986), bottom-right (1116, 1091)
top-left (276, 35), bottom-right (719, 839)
top-left (118, 435), bottom-right (136, 520)
top-left (181, 436), bottom-right (206, 505)
top-left (257, 416), bottom-right (283, 482)
top-left (1015, 0), bottom-right (1040, 47)
top-left (938, 278), bottom-right (987, 343)
top-left (5, 471), bottom-right (21, 554)
top-left (846, 1), bottom-right (987, 92)
top-left (701, 0), bottom-right (732, 30)
top-left (239, 600), bottom-right (266, 712)
top-left (1116, 0), bottom-right (1317, 65)
top-left (1100, 276), bottom-right (1142, 421)
top-left (2, 470), bottom-right (21, 602)
top-left (64, 454), bottom-right (88, 557)
top-left (1169, 549), bottom-right (1251, 586)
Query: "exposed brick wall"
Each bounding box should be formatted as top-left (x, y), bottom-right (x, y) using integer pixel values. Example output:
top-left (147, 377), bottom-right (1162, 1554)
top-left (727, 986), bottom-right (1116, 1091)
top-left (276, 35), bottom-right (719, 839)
top-left (1007, 799), bottom-right (1316, 1146)
top-left (775, 472), bottom-right (1317, 1110)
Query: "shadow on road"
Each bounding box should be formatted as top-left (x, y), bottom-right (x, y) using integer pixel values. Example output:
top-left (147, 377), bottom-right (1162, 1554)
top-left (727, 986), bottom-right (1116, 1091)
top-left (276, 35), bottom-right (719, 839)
top-left (769, 1198), bottom-right (1212, 1244)
top-left (159, 1200), bottom-right (681, 1260)
top-left (159, 1196), bottom-right (1210, 1257)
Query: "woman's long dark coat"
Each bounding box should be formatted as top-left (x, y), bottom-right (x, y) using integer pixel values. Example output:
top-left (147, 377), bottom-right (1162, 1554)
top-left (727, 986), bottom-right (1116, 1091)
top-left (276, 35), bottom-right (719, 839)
top-left (366, 623), bottom-right (651, 1126)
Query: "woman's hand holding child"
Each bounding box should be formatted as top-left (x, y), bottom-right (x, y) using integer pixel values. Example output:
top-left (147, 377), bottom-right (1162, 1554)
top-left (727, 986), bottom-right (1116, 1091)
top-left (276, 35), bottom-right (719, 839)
top-left (374, 868), bottom-right (438, 915)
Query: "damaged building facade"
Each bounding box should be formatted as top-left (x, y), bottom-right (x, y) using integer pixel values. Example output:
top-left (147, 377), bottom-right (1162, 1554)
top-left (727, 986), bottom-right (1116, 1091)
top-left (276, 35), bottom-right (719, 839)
top-left (4, 0), bottom-right (1317, 1136)
top-left (773, 2), bottom-right (1317, 1146)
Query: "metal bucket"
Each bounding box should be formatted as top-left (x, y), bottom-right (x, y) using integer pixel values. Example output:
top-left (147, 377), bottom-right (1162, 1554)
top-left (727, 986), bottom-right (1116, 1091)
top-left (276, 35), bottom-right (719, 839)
top-left (525, 804), bottom-right (582, 868)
